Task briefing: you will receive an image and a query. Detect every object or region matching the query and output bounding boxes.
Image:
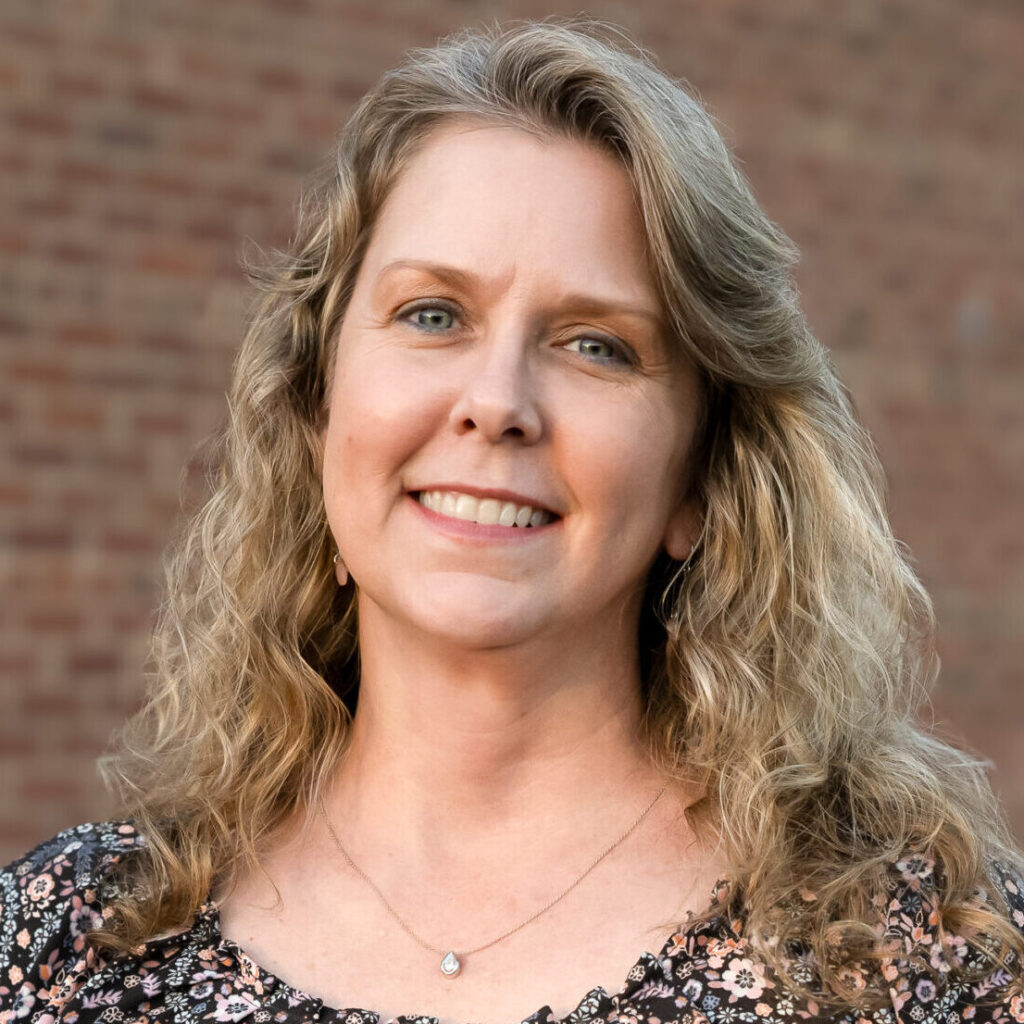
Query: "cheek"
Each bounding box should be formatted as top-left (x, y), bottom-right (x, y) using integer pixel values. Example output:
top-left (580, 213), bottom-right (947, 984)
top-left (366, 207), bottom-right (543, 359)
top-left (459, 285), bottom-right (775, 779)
top-left (571, 398), bottom-right (688, 526)
top-left (321, 353), bottom-right (444, 528)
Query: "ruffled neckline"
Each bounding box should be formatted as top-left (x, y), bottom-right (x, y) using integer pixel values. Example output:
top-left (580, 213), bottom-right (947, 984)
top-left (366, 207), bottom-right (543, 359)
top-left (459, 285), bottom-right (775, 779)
top-left (159, 878), bottom-right (739, 1024)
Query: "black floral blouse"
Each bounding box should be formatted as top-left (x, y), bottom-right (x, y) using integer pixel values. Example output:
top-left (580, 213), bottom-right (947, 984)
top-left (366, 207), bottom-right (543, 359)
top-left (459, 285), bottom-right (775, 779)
top-left (2, 822), bottom-right (1023, 1024)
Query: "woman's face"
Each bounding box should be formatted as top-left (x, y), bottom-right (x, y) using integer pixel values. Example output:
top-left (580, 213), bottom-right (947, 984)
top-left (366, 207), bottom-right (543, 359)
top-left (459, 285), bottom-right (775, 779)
top-left (322, 120), bottom-right (701, 652)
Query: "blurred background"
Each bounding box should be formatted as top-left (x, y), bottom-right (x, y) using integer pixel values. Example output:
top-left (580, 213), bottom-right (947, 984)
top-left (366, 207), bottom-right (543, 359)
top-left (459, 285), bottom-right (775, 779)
top-left (1, 0), bottom-right (1022, 864)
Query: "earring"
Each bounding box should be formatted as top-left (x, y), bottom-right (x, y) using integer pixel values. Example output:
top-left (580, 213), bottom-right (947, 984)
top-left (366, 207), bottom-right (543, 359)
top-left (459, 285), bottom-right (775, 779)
top-left (333, 552), bottom-right (349, 586)
top-left (680, 544), bottom-right (697, 574)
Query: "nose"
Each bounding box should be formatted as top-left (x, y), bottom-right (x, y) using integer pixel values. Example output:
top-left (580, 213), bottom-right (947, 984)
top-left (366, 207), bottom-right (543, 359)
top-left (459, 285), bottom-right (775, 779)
top-left (448, 331), bottom-right (543, 445)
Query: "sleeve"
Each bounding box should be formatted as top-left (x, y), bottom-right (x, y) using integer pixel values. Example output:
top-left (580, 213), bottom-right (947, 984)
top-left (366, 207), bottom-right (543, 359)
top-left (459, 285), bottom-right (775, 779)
top-left (880, 854), bottom-right (1024, 1024)
top-left (0, 821), bottom-right (143, 1021)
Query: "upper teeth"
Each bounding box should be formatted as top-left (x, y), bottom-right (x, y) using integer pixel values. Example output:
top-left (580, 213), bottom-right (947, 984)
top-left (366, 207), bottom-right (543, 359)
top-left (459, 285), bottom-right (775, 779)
top-left (417, 490), bottom-right (553, 527)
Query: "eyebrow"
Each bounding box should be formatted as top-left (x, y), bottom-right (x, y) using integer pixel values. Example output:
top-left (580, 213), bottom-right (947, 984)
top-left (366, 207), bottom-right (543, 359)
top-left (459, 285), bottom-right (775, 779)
top-left (376, 258), bottom-right (664, 326)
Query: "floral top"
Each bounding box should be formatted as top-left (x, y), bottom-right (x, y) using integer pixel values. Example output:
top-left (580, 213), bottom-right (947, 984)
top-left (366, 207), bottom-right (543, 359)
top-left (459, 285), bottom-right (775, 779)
top-left (2, 822), bottom-right (1023, 1024)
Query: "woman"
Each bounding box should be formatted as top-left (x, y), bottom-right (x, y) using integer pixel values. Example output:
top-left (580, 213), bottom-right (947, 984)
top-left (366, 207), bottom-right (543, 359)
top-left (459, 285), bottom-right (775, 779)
top-left (2, 19), bottom-right (1022, 1024)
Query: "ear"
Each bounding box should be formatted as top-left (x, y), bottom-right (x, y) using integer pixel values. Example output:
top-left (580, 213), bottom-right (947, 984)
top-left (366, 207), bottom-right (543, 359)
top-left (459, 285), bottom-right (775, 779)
top-left (663, 498), bottom-right (701, 563)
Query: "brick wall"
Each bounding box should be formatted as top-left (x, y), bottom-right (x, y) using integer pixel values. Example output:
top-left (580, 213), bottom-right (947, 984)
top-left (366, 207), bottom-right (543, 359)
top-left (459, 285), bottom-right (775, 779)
top-left (1, 0), bottom-right (1021, 863)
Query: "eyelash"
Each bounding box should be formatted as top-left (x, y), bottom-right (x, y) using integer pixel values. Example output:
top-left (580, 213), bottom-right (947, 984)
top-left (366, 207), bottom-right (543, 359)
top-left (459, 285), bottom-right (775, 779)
top-left (396, 300), bottom-right (637, 368)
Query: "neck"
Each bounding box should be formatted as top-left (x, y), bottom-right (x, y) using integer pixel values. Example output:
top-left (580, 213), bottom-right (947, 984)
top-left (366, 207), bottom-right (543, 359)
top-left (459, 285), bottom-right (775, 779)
top-left (325, 595), bottom-right (667, 856)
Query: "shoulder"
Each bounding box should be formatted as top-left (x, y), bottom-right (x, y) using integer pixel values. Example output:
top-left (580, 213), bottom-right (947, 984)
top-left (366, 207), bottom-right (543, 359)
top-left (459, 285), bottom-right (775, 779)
top-left (0, 821), bottom-right (145, 1009)
top-left (1, 820), bottom-right (146, 919)
top-left (878, 852), bottom-right (1024, 1023)
top-left (3, 820), bottom-right (145, 882)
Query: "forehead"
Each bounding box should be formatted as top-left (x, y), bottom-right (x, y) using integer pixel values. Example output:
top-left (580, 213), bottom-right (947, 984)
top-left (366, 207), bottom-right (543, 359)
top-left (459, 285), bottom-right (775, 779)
top-left (358, 119), bottom-right (658, 306)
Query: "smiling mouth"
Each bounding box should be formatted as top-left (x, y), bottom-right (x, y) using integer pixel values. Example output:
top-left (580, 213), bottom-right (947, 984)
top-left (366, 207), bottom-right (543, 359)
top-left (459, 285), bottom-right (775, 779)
top-left (413, 490), bottom-right (558, 528)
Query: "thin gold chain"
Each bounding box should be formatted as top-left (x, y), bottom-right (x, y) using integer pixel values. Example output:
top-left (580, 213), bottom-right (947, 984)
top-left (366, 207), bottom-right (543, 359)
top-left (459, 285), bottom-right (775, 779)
top-left (318, 783), bottom-right (667, 959)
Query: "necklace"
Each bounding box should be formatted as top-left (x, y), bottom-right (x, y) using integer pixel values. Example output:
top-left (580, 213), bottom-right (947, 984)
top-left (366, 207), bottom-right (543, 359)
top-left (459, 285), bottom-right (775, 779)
top-left (318, 783), bottom-right (667, 978)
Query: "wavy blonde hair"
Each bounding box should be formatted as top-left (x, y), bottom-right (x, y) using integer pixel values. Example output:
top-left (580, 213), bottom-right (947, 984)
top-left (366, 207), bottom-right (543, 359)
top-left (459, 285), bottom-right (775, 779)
top-left (99, 18), bottom-right (1022, 1008)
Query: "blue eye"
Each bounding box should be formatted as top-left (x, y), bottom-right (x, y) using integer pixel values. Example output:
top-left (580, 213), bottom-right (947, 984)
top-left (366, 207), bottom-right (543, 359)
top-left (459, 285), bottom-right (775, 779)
top-left (565, 335), bottom-right (633, 365)
top-left (402, 303), bottom-right (457, 332)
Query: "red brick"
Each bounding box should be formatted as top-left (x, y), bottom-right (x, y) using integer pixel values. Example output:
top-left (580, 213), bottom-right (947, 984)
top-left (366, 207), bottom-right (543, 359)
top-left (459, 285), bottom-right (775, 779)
top-left (182, 136), bottom-right (236, 160)
top-left (142, 331), bottom-right (200, 354)
top-left (20, 195), bottom-right (76, 220)
top-left (9, 107), bottom-right (72, 137)
top-left (56, 322), bottom-right (118, 347)
top-left (49, 241), bottom-right (108, 266)
top-left (130, 85), bottom-right (195, 116)
top-left (206, 99), bottom-right (265, 125)
top-left (0, 735), bottom-right (35, 757)
top-left (66, 651), bottom-right (121, 675)
top-left (102, 207), bottom-right (158, 231)
top-left (49, 71), bottom-right (107, 100)
top-left (0, 654), bottom-right (36, 674)
top-left (135, 170), bottom-right (197, 198)
top-left (24, 609), bottom-right (85, 632)
top-left (55, 158), bottom-right (119, 186)
top-left (253, 66), bottom-right (304, 93)
top-left (0, 485), bottom-right (32, 506)
top-left (101, 532), bottom-right (160, 555)
top-left (23, 694), bottom-right (82, 716)
top-left (20, 781), bottom-right (86, 804)
top-left (0, 314), bottom-right (29, 337)
top-left (10, 526), bottom-right (73, 549)
top-left (0, 230), bottom-right (30, 255)
top-left (217, 182), bottom-right (274, 207)
top-left (95, 120), bottom-right (157, 149)
top-left (2, 23), bottom-right (59, 48)
top-left (135, 412), bottom-right (188, 434)
top-left (8, 362), bottom-right (69, 384)
top-left (46, 405), bottom-right (104, 430)
top-left (184, 218), bottom-right (236, 243)
top-left (0, 149), bottom-right (31, 174)
top-left (135, 246), bottom-right (200, 276)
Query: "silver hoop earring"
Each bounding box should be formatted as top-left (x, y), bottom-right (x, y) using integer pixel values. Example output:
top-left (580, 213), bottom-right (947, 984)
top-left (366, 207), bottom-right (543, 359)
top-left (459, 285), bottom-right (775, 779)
top-left (333, 552), bottom-right (349, 587)
top-left (680, 544), bottom-right (697, 574)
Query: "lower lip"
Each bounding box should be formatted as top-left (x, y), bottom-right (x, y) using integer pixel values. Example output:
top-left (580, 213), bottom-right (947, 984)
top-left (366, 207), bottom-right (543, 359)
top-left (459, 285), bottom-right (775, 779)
top-left (407, 494), bottom-right (560, 543)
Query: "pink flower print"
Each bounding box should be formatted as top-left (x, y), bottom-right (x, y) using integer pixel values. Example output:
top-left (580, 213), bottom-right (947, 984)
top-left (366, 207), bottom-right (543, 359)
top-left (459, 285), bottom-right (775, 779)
top-left (720, 957), bottom-right (769, 1002)
top-left (26, 874), bottom-right (55, 903)
top-left (8, 983), bottom-right (37, 1018)
top-left (69, 896), bottom-right (104, 951)
top-left (706, 937), bottom-right (744, 969)
top-left (835, 966), bottom-right (867, 992)
top-left (607, 1009), bottom-right (641, 1024)
top-left (889, 988), bottom-right (911, 1012)
top-left (208, 990), bottom-right (261, 1022)
top-left (914, 978), bottom-right (937, 1003)
top-left (236, 953), bottom-right (264, 993)
top-left (50, 968), bottom-right (82, 1005)
top-left (895, 856), bottom-right (934, 883)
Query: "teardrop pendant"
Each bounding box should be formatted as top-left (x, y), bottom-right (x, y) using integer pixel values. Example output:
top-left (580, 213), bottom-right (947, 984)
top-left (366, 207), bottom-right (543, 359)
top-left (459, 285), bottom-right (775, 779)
top-left (440, 951), bottom-right (461, 977)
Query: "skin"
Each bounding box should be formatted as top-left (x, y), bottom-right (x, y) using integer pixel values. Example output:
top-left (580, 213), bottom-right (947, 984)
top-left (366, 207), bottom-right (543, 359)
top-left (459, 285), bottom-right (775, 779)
top-left (218, 121), bottom-right (726, 1024)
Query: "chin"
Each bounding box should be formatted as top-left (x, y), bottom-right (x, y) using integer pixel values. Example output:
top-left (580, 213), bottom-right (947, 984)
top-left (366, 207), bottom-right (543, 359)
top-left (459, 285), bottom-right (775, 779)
top-left (406, 590), bottom-right (549, 651)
